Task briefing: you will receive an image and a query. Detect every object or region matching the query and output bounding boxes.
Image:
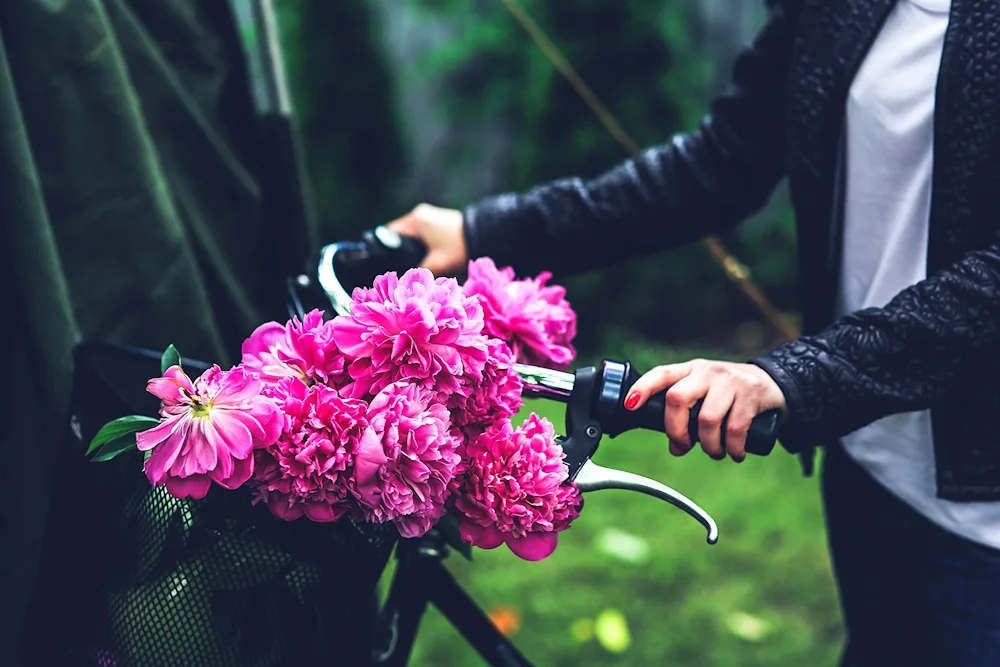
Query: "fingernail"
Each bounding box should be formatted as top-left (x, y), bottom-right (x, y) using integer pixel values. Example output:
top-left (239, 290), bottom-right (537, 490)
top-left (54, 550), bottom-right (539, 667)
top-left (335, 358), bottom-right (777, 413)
top-left (624, 392), bottom-right (640, 410)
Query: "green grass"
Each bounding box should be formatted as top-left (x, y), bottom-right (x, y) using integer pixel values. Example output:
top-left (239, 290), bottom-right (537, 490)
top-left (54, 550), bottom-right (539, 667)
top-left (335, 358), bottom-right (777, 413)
top-left (385, 344), bottom-right (845, 667)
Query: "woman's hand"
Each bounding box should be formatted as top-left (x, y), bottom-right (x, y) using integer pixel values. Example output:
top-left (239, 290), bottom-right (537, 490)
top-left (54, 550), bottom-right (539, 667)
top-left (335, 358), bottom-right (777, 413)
top-left (386, 203), bottom-right (467, 275)
top-left (625, 360), bottom-right (786, 462)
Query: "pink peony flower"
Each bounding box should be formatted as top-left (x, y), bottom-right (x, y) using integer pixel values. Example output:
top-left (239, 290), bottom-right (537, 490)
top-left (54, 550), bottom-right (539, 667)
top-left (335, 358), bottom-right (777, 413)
top-left (250, 377), bottom-right (377, 522)
top-left (331, 269), bottom-right (489, 398)
top-left (448, 338), bottom-right (523, 432)
top-left (462, 258), bottom-right (576, 370)
top-left (353, 381), bottom-right (465, 538)
top-left (455, 413), bottom-right (583, 561)
top-left (137, 365), bottom-right (282, 499)
top-left (241, 309), bottom-right (349, 387)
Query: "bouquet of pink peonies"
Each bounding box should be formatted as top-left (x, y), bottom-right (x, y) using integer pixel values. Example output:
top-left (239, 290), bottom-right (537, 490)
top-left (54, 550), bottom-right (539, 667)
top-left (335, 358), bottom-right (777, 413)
top-left (88, 259), bottom-right (581, 561)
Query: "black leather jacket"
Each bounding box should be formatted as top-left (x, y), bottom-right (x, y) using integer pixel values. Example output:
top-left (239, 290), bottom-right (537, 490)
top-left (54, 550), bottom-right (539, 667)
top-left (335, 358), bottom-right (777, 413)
top-left (461, 0), bottom-right (1000, 501)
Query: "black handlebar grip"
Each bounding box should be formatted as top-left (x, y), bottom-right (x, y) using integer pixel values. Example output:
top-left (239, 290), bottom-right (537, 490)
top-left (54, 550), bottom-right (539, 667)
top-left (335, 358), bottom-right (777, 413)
top-left (628, 388), bottom-right (671, 433)
top-left (332, 227), bottom-right (431, 297)
top-left (687, 398), bottom-right (780, 456)
top-left (363, 227), bottom-right (430, 273)
top-left (633, 391), bottom-right (779, 456)
top-left (600, 361), bottom-right (780, 456)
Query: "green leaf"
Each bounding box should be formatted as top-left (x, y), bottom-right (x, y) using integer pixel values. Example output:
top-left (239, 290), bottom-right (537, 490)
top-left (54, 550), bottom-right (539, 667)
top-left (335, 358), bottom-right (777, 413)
top-left (438, 513), bottom-right (473, 561)
top-left (86, 415), bottom-right (160, 455)
top-left (91, 434), bottom-right (139, 463)
top-left (161, 344), bottom-right (181, 374)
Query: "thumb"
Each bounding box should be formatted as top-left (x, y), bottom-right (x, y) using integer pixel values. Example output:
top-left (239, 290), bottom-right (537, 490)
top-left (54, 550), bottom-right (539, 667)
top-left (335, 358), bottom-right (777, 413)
top-left (421, 250), bottom-right (453, 275)
top-left (386, 211), bottom-right (419, 237)
top-left (625, 362), bottom-right (694, 410)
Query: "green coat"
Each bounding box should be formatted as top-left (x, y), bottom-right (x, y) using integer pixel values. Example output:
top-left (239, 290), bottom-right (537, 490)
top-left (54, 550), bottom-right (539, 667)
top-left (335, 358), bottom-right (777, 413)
top-left (0, 2), bottom-right (311, 662)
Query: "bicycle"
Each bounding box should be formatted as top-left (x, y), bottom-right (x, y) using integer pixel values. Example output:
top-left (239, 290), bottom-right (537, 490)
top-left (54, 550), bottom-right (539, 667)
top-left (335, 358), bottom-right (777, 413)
top-left (28, 229), bottom-right (776, 667)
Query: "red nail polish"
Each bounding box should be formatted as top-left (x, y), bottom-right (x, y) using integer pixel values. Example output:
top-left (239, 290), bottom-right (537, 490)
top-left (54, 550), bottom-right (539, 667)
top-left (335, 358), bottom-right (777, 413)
top-left (624, 392), bottom-right (640, 410)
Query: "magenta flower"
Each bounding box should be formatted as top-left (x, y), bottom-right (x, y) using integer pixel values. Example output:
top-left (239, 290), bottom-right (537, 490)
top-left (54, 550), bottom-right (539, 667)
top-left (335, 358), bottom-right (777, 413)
top-left (462, 258), bottom-right (577, 370)
top-left (251, 377), bottom-right (377, 522)
top-left (448, 338), bottom-right (524, 433)
top-left (455, 413), bottom-right (583, 561)
top-left (331, 269), bottom-right (489, 398)
top-left (137, 365), bottom-right (282, 499)
top-left (353, 381), bottom-right (465, 538)
top-left (241, 309), bottom-right (349, 387)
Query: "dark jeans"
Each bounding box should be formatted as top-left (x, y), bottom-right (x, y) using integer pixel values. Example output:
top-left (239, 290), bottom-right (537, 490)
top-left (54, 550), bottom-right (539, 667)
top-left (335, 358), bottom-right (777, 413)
top-left (822, 442), bottom-right (1000, 667)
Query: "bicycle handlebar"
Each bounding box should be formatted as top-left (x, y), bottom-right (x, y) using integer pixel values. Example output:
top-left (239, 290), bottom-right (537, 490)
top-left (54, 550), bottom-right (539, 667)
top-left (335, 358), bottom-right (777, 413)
top-left (317, 227), bottom-right (782, 456)
top-left (514, 361), bottom-right (778, 545)
top-left (596, 361), bottom-right (780, 456)
top-left (307, 226), bottom-right (786, 545)
top-left (516, 360), bottom-right (780, 457)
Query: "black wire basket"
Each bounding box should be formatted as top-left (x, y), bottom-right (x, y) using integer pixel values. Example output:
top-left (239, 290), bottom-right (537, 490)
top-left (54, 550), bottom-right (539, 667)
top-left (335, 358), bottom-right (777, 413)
top-left (20, 343), bottom-right (398, 667)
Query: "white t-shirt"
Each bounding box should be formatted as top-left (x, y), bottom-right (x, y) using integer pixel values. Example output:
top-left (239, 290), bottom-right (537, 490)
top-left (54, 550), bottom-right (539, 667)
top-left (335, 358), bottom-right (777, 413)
top-left (836, 0), bottom-right (1000, 549)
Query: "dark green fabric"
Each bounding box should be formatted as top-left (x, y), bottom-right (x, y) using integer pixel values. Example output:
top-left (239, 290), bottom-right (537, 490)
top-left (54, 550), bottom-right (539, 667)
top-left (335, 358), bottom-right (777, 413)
top-left (0, 2), bottom-right (305, 663)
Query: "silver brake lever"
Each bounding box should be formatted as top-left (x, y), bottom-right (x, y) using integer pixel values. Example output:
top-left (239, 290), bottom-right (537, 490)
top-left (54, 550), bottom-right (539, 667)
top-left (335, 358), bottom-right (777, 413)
top-left (575, 459), bottom-right (719, 545)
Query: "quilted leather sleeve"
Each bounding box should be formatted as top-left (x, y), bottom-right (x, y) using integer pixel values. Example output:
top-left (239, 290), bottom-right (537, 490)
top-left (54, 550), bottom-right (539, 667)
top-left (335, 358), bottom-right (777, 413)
top-left (751, 240), bottom-right (1000, 453)
top-left (462, 0), bottom-right (803, 278)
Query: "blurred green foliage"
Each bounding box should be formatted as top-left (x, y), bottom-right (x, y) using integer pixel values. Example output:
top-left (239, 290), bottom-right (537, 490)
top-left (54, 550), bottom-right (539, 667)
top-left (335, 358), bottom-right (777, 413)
top-left (275, 0), bottom-right (800, 355)
top-left (275, 0), bottom-right (408, 241)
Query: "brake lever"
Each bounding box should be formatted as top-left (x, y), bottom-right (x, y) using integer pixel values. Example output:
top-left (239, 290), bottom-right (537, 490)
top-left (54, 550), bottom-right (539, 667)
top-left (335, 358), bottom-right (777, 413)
top-left (516, 363), bottom-right (720, 545)
top-left (575, 459), bottom-right (718, 544)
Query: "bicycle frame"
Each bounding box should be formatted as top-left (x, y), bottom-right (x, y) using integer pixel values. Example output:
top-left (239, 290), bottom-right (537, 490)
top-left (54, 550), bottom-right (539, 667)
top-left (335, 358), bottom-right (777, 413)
top-left (373, 535), bottom-right (532, 667)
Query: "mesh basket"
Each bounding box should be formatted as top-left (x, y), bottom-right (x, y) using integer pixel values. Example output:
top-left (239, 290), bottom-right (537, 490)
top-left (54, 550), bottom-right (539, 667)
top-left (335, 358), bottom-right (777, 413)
top-left (19, 344), bottom-right (397, 667)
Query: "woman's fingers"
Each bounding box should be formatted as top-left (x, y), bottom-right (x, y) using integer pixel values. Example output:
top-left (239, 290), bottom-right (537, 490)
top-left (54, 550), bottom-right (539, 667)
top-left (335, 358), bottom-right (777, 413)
top-left (385, 204), bottom-right (467, 274)
top-left (724, 395), bottom-right (758, 463)
top-left (663, 373), bottom-right (713, 453)
top-left (625, 362), bottom-right (694, 408)
top-left (626, 359), bottom-right (787, 462)
top-left (694, 384), bottom-right (736, 460)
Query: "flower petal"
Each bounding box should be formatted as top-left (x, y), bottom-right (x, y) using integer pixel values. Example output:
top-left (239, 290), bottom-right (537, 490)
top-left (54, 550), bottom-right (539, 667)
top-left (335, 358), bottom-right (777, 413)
top-left (135, 415), bottom-right (181, 452)
top-left (220, 399), bottom-right (282, 449)
top-left (254, 401), bottom-right (284, 446)
top-left (162, 365), bottom-right (196, 394)
top-left (220, 405), bottom-right (265, 441)
top-left (303, 502), bottom-right (348, 523)
top-left (212, 366), bottom-right (264, 405)
top-left (206, 410), bottom-right (255, 460)
top-left (266, 495), bottom-right (306, 521)
top-left (242, 321), bottom-right (286, 360)
top-left (507, 532), bottom-right (558, 561)
top-left (177, 418), bottom-right (219, 477)
top-left (459, 521), bottom-right (505, 550)
top-left (164, 474), bottom-right (212, 499)
top-left (139, 417), bottom-right (194, 485)
top-left (396, 512), bottom-right (435, 539)
top-left (211, 453), bottom-right (254, 490)
top-left (147, 375), bottom-right (187, 406)
top-left (352, 426), bottom-right (388, 508)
